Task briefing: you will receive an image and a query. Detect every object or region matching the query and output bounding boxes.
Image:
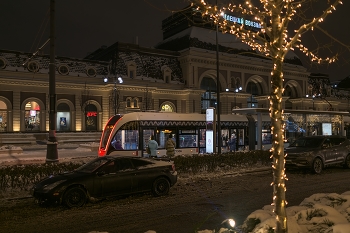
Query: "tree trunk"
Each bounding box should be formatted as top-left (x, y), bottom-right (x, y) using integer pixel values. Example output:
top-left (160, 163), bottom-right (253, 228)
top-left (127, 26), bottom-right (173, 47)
top-left (270, 58), bottom-right (288, 233)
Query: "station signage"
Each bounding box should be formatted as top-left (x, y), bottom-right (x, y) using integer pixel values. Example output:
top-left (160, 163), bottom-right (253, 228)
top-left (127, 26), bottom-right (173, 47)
top-left (222, 13), bottom-right (262, 30)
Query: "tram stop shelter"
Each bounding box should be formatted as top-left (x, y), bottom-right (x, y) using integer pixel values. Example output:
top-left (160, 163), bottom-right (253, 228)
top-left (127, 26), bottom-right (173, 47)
top-left (231, 108), bottom-right (350, 151)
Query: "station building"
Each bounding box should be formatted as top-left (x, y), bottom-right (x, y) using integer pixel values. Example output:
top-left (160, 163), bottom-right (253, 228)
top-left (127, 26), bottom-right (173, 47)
top-left (0, 5), bottom-right (349, 147)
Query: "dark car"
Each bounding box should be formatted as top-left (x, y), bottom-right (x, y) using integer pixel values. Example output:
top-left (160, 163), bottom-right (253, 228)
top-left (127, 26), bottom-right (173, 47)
top-left (285, 135), bottom-right (350, 173)
top-left (32, 156), bottom-right (178, 207)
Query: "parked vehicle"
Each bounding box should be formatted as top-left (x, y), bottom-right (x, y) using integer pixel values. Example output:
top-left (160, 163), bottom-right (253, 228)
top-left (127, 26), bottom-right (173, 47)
top-left (32, 156), bottom-right (177, 207)
top-left (285, 135), bottom-right (350, 174)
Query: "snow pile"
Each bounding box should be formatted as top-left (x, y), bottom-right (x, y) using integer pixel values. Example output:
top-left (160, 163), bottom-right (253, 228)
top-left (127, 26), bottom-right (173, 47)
top-left (239, 191), bottom-right (350, 233)
top-left (0, 145), bottom-right (23, 154)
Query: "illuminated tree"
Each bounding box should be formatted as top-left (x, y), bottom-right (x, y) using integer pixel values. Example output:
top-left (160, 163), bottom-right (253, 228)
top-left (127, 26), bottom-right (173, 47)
top-left (190, 0), bottom-right (343, 232)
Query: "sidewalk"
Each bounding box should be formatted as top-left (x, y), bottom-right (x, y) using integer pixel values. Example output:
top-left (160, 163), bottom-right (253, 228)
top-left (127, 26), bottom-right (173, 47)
top-left (0, 143), bottom-right (98, 166)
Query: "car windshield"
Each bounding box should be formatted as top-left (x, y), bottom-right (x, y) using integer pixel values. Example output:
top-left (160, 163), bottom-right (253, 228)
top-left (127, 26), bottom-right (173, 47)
top-left (289, 137), bottom-right (324, 148)
top-left (75, 158), bottom-right (109, 173)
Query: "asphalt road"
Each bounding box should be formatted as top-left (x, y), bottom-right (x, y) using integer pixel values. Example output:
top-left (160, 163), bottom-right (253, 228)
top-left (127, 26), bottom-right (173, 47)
top-left (1, 166), bottom-right (350, 233)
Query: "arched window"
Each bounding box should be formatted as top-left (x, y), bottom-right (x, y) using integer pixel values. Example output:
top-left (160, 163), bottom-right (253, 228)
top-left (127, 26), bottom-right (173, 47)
top-left (284, 85), bottom-right (298, 98)
top-left (231, 77), bottom-right (241, 90)
top-left (0, 100), bottom-right (7, 131)
top-left (200, 77), bottom-right (217, 113)
top-left (160, 102), bottom-right (175, 112)
top-left (57, 103), bottom-right (71, 131)
top-left (24, 101), bottom-right (41, 131)
top-left (85, 104), bottom-right (97, 131)
top-left (246, 81), bottom-right (260, 108)
top-left (127, 62), bottom-right (137, 79)
top-left (133, 98), bottom-right (139, 108)
top-left (126, 98), bottom-right (132, 108)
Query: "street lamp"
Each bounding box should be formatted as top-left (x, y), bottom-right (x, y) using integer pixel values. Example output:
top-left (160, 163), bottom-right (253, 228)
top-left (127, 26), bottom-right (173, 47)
top-left (306, 94), bottom-right (316, 110)
top-left (234, 86), bottom-right (242, 109)
top-left (104, 76), bottom-right (123, 115)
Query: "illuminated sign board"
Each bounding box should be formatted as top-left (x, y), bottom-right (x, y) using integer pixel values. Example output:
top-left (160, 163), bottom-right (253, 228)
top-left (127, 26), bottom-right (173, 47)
top-left (206, 108), bottom-right (215, 153)
top-left (86, 111), bottom-right (97, 117)
top-left (322, 123), bottom-right (332, 135)
top-left (206, 108), bottom-right (214, 122)
top-left (206, 131), bottom-right (214, 153)
top-left (222, 13), bottom-right (262, 29)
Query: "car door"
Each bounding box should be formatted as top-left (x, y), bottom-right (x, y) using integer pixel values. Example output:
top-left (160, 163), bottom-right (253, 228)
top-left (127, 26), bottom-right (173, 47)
top-left (322, 138), bottom-right (337, 163)
top-left (331, 138), bottom-right (347, 162)
top-left (92, 159), bottom-right (135, 198)
top-left (130, 158), bottom-right (158, 192)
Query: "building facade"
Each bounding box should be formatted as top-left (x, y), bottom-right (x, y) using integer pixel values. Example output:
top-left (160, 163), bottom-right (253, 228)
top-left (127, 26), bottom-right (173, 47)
top-left (0, 7), bottom-right (349, 141)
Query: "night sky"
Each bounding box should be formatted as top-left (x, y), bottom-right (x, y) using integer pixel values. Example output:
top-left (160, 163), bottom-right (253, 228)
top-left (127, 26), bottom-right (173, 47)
top-left (1, 0), bottom-right (349, 81)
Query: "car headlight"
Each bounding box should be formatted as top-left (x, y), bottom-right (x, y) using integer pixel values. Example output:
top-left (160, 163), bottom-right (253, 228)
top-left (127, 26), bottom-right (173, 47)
top-left (43, 180), bottom-right (66, 191)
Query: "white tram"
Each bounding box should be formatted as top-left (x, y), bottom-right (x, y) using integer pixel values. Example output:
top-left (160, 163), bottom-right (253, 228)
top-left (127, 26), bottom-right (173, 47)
top-left (98, 112), bottom-right (249, 157)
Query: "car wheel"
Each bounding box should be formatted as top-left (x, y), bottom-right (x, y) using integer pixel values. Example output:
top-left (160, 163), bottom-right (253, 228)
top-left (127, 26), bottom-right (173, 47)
top-left (63, 187), bottom-right (87, 208)
top-left (152, 177), bottom-right (170, 197)
top-left (312, 157), bottom-right (323, 174)
top-left (343, 155), bottom-right (350, 169)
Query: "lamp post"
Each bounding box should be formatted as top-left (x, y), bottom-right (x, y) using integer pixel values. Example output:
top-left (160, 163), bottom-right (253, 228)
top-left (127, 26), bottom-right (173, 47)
top-left (306, 94), bottom-right (315, 110)
top-left (104, 76), bottom-right (123, 115)
top-left (106, 52), bottom-right (123, 115)
top-left (234, 86), bottom-right (242, 109)
top-left (46, 0), bottom-right (58, 163)
top-left (215, 0), bottom-right (221, 154)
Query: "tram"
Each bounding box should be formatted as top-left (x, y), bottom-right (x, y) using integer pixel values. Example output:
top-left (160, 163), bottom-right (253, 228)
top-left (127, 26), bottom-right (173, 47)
top-left (98, 112), bottom-right (249, 157)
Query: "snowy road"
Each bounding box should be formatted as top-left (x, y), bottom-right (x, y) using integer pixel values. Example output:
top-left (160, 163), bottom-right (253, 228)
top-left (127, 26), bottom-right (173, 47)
top-left (1, 166), bottom-right (350, 233)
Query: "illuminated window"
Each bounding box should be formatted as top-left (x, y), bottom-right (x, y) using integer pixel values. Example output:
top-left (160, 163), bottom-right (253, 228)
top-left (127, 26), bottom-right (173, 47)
top-left (126, 97), bottom-right (139, 108)
top-left (24, 101), bottom-right (41, 131)
top-left (126, 98), bottom-right (132, 108)
top-left (133, 98), bottom-right (139, 108)
top-left (160, 103), bottom-right (174, 112)
top-left (0, 100), bottom-right (7, 132)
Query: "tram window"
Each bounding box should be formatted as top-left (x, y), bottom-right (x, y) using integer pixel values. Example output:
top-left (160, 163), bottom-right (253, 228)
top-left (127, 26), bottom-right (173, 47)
top-left (125, 130), bottom-right (138, 150)
top-left (111, 131), bottom-right (123, 150)
top-left (110, 130), bottom-right (139, 150)
top-left (199, 129), bottom-right (206, 148)
top-left (156, 129), bottom-right (175, 149)
top-left (178, 129), bottom-right (198, 148)
top-left (143, 129), bottom-right (155, 150)
top-left (179, 135), bottom-right (198, 148)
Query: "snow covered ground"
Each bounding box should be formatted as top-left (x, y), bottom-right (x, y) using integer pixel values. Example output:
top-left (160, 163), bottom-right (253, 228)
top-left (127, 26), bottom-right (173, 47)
top-left (234, 191), bottom-right (350, 233)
